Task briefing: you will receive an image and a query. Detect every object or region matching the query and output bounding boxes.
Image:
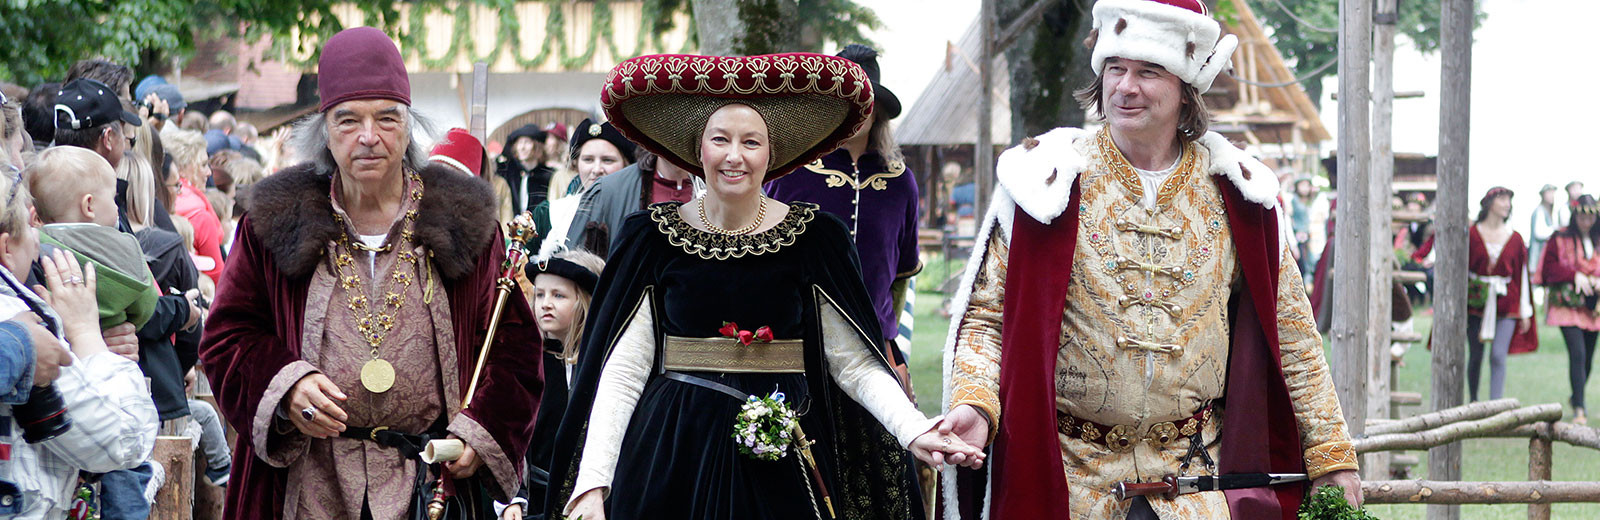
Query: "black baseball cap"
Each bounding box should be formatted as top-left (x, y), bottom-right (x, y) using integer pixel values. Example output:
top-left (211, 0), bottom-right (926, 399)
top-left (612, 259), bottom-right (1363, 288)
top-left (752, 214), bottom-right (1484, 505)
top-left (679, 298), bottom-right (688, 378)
top-left (55, 78), bottom-right (141, 131)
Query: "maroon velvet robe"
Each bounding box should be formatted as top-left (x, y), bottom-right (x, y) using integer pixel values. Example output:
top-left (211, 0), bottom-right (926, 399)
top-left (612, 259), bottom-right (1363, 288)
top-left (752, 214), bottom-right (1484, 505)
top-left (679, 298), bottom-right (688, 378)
top-left (200, 163), bottom-right (542, 520)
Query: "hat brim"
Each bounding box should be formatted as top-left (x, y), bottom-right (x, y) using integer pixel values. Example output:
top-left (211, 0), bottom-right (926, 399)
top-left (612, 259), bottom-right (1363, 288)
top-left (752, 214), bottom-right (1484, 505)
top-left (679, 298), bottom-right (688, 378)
top-left (614, 94), bottom-right (852, 182)
top-left (601, 53), bottom-right (874, 183)
top-left (120, 109), bottom-right (142, 127)
top-left (874, 82), bottom-right (901, 120)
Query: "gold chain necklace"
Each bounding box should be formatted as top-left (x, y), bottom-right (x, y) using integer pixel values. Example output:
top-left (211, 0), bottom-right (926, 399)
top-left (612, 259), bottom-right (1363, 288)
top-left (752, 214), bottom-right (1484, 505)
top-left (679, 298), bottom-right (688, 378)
top-left (698, 196), bottom-right (768, 235)
top-left (332, 170), bottom-right (425, 394)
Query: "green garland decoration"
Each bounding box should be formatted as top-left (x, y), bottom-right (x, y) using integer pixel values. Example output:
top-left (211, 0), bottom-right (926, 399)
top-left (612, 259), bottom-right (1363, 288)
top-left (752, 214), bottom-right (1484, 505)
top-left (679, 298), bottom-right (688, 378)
top-left (261, 0), bottom-right (686, 71)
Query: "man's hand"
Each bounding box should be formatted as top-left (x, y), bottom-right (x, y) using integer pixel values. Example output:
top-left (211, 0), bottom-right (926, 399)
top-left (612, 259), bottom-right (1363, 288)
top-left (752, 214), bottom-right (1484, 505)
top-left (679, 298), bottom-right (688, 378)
top-left (445, 439), bottom-right (484, 478)
top-left (15, 313), bottom-right (71, 386)
top-left (102, 322), bottom-right (139, 362)
top-left (182, 294), bottom-right (203, 331)
top-left (1311, 469), bottom-right (1362, 508)
top-left (937, 404), bottom-right (992, 453)
top-left (283, 373), bottom-right (348, 438)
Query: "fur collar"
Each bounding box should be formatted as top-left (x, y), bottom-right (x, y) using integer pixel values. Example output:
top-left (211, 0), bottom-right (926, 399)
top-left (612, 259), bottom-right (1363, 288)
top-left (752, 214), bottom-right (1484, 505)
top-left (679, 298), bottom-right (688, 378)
top-left (245, 162), bottom-right (498, 280)
top-left (995, 128), bottom-right (1280, 224)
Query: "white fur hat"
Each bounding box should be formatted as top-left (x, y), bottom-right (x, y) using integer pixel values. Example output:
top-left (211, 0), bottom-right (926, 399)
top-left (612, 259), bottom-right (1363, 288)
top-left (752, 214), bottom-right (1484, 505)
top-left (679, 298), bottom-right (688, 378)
top-left (1089, 0), bottom-right (1238, 93)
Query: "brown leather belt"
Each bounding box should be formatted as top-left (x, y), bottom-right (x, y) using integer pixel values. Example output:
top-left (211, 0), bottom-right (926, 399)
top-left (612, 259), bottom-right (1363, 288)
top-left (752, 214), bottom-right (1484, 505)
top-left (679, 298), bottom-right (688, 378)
top-left (1055, 405), bottom-right (1213, 453)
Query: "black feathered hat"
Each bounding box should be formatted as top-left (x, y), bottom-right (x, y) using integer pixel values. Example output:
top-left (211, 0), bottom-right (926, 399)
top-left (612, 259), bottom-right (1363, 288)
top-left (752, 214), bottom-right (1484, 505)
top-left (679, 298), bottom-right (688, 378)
top-left (837, 44), bottom-right (900, 120)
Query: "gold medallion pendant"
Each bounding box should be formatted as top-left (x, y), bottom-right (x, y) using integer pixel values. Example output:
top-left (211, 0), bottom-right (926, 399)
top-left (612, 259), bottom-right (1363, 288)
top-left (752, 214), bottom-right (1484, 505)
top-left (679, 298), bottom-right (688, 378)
top-left (361, 358), bottom-right (396, 393)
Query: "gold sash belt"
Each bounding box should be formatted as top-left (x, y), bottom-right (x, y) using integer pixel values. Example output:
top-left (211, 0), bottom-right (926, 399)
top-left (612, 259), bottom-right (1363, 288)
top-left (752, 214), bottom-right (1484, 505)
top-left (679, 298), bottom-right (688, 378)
top-left (661, 335), bottom-right (805, 373)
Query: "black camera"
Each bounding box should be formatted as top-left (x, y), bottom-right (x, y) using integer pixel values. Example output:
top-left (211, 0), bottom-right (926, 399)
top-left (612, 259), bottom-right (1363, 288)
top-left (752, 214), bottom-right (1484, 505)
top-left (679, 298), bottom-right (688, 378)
top-left (13, 384), bottom-right (71, 443)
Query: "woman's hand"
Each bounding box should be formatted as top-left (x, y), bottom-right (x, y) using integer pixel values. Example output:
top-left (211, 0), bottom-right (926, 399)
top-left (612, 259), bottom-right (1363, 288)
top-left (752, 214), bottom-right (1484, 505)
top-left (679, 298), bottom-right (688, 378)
top-left (909, 427), bottom-right (986, 470)
top-left (36, 250), bottom-right (106, 358)
top-left (567, 488), bottom-right (607, 520)
top-left (1518, 317), bottom-right (1532, 334)
top-left (500, 503), bottom-right (522, 520)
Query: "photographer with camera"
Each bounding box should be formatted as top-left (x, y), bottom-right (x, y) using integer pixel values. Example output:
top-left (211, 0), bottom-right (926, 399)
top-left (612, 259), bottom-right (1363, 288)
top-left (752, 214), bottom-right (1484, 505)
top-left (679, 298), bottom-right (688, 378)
top-left (0, 165), bottom-right (157, 518)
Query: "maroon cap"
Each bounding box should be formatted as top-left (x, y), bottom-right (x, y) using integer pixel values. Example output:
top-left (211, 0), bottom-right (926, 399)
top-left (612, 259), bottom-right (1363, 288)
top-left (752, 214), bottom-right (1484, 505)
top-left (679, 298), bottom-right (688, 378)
top-left (318, 27), bottom-right (411, 112)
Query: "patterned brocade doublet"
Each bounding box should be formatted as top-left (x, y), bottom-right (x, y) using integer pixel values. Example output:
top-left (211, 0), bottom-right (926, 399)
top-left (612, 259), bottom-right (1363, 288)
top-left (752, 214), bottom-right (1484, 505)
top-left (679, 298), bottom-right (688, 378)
top-left (950, 135), bottom-right (1356, 519)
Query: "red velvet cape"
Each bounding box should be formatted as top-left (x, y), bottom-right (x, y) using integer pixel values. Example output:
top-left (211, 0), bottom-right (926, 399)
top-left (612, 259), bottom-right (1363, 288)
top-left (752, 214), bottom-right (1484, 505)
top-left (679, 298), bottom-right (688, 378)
top-left (983, 176), bottom-right (1307, 519)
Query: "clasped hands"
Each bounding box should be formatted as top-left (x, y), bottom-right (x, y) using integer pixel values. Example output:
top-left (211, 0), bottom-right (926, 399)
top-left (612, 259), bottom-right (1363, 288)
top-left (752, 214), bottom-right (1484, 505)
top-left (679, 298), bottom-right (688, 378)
top-left (909, 404), bottom-right (990, 471)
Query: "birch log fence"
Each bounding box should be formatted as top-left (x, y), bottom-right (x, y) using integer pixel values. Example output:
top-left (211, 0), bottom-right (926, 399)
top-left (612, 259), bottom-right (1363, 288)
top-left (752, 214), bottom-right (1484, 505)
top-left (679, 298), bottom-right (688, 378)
top-left (1356, 399), bottom-right (1600, 519)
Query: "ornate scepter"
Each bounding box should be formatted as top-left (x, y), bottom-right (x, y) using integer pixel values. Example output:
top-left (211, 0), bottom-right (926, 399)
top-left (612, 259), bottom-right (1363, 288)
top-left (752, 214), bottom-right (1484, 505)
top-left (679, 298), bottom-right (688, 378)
top-left (422, 212), bottom-right (538, 520)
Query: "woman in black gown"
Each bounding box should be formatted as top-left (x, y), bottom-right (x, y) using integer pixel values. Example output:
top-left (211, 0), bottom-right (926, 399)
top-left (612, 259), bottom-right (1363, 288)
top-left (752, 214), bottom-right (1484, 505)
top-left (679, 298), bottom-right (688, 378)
top-left (547, 53), bottom-right (984, 520)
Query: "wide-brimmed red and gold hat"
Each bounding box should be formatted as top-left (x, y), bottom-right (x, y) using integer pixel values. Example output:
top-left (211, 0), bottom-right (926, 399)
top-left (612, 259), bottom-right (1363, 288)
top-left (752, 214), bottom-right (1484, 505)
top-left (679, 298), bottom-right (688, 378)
top-left (600, 53), bottom-right (874, 182)
top-left (1575, 194), bottom-right (1598, 215)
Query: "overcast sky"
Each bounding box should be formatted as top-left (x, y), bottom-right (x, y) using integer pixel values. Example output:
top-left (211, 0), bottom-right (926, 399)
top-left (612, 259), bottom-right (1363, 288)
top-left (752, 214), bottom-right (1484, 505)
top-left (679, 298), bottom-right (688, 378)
top-left (858, 0), bottom-right (1600, 230)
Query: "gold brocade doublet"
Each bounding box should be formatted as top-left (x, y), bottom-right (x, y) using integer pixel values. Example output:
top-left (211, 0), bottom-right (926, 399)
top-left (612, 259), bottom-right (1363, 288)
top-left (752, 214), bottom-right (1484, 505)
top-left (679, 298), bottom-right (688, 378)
top-left (1052, 137), bottom-right (1236, 518)
top-left (949, 131), bottom-right (1357, 519)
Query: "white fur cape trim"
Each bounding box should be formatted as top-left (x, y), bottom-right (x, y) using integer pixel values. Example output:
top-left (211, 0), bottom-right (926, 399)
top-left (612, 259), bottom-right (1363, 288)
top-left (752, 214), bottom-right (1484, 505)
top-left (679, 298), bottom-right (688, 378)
top-left (995, 128), bottom-right (1279, 227)
top-left (938, 189), bottom-right (1010, 520)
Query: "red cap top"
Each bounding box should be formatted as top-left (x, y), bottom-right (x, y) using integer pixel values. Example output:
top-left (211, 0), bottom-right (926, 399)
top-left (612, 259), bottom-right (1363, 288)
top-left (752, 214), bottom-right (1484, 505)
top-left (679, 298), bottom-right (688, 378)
top-left (317, 27), bottom-right (411, 112)
top-left (429, 128), bottom-right (484, 176)
top-left (1149, 0), bottom-right (1207, 15)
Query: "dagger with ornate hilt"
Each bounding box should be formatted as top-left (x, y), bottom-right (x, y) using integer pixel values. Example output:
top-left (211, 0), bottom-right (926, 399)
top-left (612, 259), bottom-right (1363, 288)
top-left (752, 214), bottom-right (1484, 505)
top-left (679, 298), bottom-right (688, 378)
top-left (1111, 473), bottom-right (1309, 501)
top-left (420, 212), bottom-right (538, 520)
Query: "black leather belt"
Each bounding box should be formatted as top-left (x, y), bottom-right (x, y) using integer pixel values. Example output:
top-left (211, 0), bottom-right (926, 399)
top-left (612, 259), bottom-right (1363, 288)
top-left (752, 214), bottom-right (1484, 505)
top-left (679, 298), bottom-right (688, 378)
top-left (662, 370), bottom-right (748, 400)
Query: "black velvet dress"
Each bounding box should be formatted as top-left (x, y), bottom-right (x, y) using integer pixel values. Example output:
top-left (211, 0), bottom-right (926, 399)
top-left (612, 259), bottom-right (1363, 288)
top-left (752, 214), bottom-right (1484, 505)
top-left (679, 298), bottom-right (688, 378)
top-left (545, 202), bottom-right (923, 520)
top-left (516, 339), bottom-right (570, 519)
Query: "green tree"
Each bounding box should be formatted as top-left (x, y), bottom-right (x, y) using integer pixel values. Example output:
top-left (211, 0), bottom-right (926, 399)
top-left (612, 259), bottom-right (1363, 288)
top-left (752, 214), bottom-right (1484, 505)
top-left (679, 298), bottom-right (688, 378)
top-left (0, 0), bottom-right (881, 88)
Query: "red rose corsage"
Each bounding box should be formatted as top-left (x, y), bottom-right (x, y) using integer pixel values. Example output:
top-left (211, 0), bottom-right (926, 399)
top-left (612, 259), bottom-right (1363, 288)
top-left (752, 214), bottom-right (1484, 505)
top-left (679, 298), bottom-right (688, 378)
top-left (720, 322), bottom-right (776, 346)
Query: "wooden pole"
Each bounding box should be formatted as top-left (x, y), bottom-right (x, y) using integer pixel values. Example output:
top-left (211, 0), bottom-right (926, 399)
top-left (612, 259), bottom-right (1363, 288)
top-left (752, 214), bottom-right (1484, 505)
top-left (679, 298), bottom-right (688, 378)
top-left (1366, 0), bottom-right (1399, 480)
top-left (151, 435), bottom-right (194, 520)
top-left (1490, 421), bottom-right (1600, 450)
top-left (974, 0), bottom-right (996, 223)
top-left (1365, 398), bottom-right (1521, 436)
top-left (1364, 480), bottom-right (1600, 505)
top-left (1353, 404), bottom-right (1563, 452)
top-left (1431, 0), bottom-right (1473, 517)
top-left (1528, 422), bottom-right (1554, 520)
top-left (470, 62), bottom-right (488, 144)
top-left (1333, 0), bottom-right (1372, 454)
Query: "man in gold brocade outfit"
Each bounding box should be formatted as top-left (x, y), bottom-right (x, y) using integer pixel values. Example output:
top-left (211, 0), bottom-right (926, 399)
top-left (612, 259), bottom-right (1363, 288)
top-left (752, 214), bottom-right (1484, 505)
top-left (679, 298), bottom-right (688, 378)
top-left (936, 1), bottom-right (1361, 518)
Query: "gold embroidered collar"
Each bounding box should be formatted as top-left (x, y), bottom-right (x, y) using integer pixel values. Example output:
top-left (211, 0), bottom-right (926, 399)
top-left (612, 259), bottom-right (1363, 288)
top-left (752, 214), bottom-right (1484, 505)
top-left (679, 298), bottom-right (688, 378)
top-left (651, 201), bottom-right (815, 260)
top-left (803, 158), bottom-right (907, 191)
top-left (1095, 127), bottom-right (1198, 211)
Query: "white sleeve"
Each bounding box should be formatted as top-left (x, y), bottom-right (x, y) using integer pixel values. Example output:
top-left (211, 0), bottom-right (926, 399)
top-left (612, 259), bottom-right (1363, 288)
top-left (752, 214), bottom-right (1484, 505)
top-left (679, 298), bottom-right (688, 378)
top-left (42, 351), bottom-right (159, 472)
top-left (820, 298), bottom-right (939, 448)
top-left (565, 300), bottom-right (655, 514)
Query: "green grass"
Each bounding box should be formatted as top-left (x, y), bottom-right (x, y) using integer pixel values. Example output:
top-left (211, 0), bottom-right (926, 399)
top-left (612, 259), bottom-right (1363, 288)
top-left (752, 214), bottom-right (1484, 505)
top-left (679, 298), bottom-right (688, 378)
top-left (903, 285), bottom-right (1600, 519)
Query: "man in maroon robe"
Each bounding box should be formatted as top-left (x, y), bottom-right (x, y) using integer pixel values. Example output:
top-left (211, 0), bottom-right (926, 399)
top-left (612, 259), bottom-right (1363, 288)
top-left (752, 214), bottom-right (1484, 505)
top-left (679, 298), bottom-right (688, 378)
top-left (200, 27), bottom-right (541, 520)
top-left (937, 1), bottom-right (1360, 518)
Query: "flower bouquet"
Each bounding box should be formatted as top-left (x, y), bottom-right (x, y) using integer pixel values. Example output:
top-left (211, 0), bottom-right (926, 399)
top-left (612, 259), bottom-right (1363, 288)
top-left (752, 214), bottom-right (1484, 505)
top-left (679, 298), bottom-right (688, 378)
top-left (732, 391), bottom-right (798, 461)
